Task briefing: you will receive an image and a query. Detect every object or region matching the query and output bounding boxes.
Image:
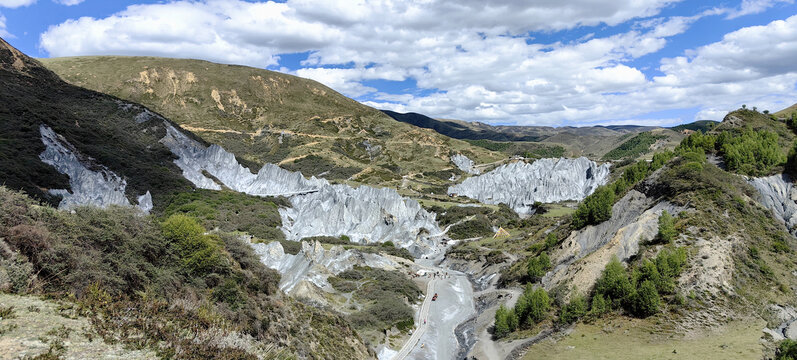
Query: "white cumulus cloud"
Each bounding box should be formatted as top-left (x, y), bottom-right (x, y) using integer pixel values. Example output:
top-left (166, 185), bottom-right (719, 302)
top-left (36, 0), bottom-right (797, 125)
top-left (53, 0), bottom-right (85, 6)
top-left (0, 0), bottom-right (35, 8)
top-left (726, 0), bottom-right (793, 19)
top-left (0, 13), bottom-right (9, 37)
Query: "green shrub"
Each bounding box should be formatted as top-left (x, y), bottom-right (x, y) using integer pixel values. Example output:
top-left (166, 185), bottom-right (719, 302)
top-left (0, 255), bottom-right (33, 293)
top-left (558, 295), bottom-right (587, 324)
top-left (212, 279), bottom-right (245, 309)
top-left (632, 260), bottom-right (661, 288)
top-left (657, 210), bottom-right (677, 244)
top-left (777, 339), bottom-right (797, 360)
top-left (631, 280), bottom-right (660, 317)
top-left (525, 287), bottom-right (551, 324)
top-left (348, 296), bottom-right (413, 331)
top-left (448, 215), bottom-right (494, 239)
top-left (163, 190), bottom-right (286, 242)
top-left (161, 215), bottom-right (227, 276)
top-left (494, 305), bottom-right (516, 338)
top-left (527, 252), bottom-right (551, 282)
top-left (572, 186), bottom-right (615, 229)
top-left (594, 257), bottom-right (633, 307)
top-left (545, 232), bottom-right (558, 249)
top-left (589, 293), bottom-right (609, 316)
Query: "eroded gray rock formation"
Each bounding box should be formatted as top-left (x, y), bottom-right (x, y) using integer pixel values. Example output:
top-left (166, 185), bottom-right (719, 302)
top-left (38, 125), bottom-right (150, 212)
top-left (748, 174), bottom-right (797, 236)
top-left (160, 123), bottom-right (442, 254)
top-left (252, 240), bottom-right (398, 295)
top-left (451, 154), bottom-right (480, 175)
top-left (160, 125), bottom-right (325, 196)
top-left (279, 185), bottom-right (442, 254)
top-left (448, 157), bottom-right (610, 214)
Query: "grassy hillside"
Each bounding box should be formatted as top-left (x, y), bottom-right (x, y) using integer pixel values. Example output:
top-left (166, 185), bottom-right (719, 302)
top-left (775, 103), bottom-right (797, 118)
top-left (0, 38), bottom-right (194, 207)
top-left (41, 57), bottom-right (502, 189)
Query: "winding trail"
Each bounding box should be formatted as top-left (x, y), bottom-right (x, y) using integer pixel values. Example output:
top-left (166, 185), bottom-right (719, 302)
top-left (392, 279), bottom-right (437, 360)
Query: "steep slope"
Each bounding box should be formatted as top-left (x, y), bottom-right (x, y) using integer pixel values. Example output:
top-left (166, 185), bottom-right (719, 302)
top-left (41, 56), bottom-right (502, 189)
top-left (0, 38), bottom-right (193, 208)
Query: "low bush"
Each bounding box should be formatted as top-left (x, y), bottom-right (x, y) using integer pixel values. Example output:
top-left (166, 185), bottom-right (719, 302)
top-left (527, 252), bottom-right (551, 282)
top-left (572, 186), bottom-right (615, 229)
top-left (558, 295), bottom-right (587, 325)
top-left (777, 339), bottom-right (797, 360)
top-left (656, 210), bottom-right (677, 244)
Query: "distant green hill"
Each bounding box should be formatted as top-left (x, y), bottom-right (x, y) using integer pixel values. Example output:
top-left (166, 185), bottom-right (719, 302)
top-left (42, 57), bottom-right (502, 189)
top-left (381, 110), bottom-right (680, 159)
top-left (669, 120), bottom-right (719, 133)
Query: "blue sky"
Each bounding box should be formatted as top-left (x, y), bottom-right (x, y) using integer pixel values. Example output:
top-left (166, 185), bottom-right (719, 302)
top-left (2, 0), bottom-right (797, 126)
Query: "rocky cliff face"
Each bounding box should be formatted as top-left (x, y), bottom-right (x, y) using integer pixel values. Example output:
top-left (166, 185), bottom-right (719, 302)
top-left (38, 125), bottom-right (151, 212)
top-left (451, 154), bottom-right (480, 175)
top-left (748, 174), bottom-right (797, 236)
top-left (448, 157), bottom-right (610, 214)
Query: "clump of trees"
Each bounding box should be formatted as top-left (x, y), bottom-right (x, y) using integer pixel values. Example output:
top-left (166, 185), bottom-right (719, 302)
top-left (593, 249), bottom-right (686, 318)
top-left (572, 151), bottom-right (675, 230)
top-left (571, 186), bottom-right (615, 229)
top-left (677, 127), bottom-right (786, 176)
top-left (527, 252), bottom-right (551, 282)
top-left (719, 128), bottom-right (785, 176)
top-left (602, 132), bottom-right (667, 161)
top-left (493, 285), bottom-right (551, 338)
top-left (777, 339), bottom-right (797, 360)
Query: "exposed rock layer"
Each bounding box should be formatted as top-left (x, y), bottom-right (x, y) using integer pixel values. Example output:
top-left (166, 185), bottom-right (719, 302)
top-left (544, 189), bottom-right (684, 296)
top-left (748, 174), bottom-right (797, 236)
top-left (159, 124), bottom-right (442, 253)
top-left (448, 157), bottom-right (610, 214)
top-left (451, 154), bottom-right (480, 175)
top-left (252, 240), bottom-right (397, 296)
top-left (38, 125), bottom-right (150, 212)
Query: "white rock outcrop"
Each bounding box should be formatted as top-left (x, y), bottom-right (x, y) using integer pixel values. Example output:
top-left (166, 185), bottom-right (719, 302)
top-left (748, 174), bottom-right (797, 236)
top-left (451, 154), bottom-right (480, 175)
top-left (279, 185), bottom-right (441, 253)
top-left (448, 157), bottom-right (610, 214)
top-left (251, 240), bottom-right (398, 294)
top-left (38, 125), bottom-right (150, 212)
top-left (160, 125), bottom-right (325, 196)
top-left (160, 123), bottom-right (442, 254)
